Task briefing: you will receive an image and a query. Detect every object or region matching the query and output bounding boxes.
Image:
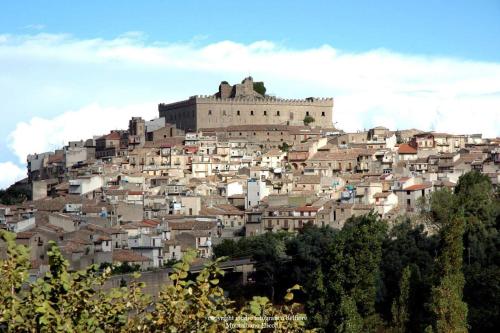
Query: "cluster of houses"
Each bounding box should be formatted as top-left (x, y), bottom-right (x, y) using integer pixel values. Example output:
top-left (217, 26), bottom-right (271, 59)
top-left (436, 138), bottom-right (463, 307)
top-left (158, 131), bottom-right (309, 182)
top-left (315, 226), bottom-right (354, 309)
top-left (1, 115), bottom-right (499, 276)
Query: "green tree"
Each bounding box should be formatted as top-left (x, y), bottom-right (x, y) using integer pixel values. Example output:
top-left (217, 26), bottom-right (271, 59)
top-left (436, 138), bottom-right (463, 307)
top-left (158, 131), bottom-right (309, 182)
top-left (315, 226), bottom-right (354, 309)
top-left (380, 220), bottom-right (438, 332)
top-left (279, 142), bottom-right (291, 152)
top-left (391, 266), bottom-right (411, 333)
top-left (454, 171), bottom-right (500, 332)
top-left (0, 230), bottom-right (311, 332)
top-left (427, 190), bottom-right (468, 333)
top-left (0, 186), bottom-right (30, 204)
top-left (327, 213), bottom-right (387, 332)
top-left (253, 81), bottom-right (267, 95)
top-left (337, 295), bottom-right (363, 333)
top-left (286, 225), bottom-right (338, 329)
top-left (303, 115), bottom-right (315, 126)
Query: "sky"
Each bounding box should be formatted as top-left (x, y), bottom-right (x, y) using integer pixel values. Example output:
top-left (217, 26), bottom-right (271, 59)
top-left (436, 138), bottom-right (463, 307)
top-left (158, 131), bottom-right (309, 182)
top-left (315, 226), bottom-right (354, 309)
top-left (0, 0), bottom-right (499, 188)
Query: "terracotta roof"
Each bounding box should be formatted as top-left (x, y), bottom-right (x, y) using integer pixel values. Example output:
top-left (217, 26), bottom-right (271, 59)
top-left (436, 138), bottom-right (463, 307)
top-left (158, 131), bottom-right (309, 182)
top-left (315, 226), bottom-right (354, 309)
top-left (142, 219), bottom-right (160, 227)
top-left (16, 231), bottom-right (35, 239)
top-left (101, 132), bottom-right (121, 140)
top-left (404, 183), bottom-right (432, 191)
top-left (127, 191), bottom-right (144, 196)
top-left (113, 249), bottom-right (152, 263)
top-left (169, 221), bottom-right (217, 231)
top-left (48, 154), bottom-right (64, 164)
top-left (398, 143), bottom-right (417, 154)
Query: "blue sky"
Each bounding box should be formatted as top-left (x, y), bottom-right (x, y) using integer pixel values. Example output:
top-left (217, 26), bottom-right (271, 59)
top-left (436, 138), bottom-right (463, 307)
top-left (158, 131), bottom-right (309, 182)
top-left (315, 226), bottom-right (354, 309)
top-left (3, 0), bottom-right (500, 61)
top-left (0, 0), bottom-right (499, 188)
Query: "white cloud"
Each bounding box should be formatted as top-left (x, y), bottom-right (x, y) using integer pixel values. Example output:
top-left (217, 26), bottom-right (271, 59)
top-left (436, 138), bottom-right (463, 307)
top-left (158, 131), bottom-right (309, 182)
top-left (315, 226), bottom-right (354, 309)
top-left (0, 162), bottom-right (26, 189)
top-left (1, 32), bottom-right (499, 169)
top-left (8, 103), bottom-right (157, 164)
top-left (23, 24), bottom-right (46, 31)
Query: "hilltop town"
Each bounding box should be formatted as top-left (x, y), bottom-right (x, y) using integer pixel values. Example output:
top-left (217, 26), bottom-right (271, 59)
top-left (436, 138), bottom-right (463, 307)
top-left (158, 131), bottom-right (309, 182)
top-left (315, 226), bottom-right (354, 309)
top-left (1, 77), bottom-right (499, 277)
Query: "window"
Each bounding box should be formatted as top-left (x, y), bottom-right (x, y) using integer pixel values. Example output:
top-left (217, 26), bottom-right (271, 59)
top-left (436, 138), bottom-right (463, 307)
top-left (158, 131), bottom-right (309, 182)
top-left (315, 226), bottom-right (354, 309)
top-left (237, 110), bottom-right (240, 116)
top-left (407, 199), bottom-right (411, 206)
top-left (208, 110), bottom-right (212, 115)
top-left (321, 111), bottom-right (325, 116)
top-left (223, 110), bottom-right (227, 116)
top-left (239, 132), bottom-right (242, 136)
top-left (276, 110), bottom-right (280, 116)
top-left (306, 111), bottom-right (310, 116)
top-left (407, 191), bottom-right (411, 195)
top-left (264, 110), bottom-right (267, 116)
top-left (250, 110), bottom-right (254, 116)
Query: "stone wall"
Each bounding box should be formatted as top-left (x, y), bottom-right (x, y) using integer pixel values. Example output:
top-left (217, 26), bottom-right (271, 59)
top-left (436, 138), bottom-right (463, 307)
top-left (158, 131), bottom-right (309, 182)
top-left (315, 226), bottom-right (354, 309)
top-left (103, 270), bottom-right (172, 298)
top-left (159, 96), bottom-right (333, 131)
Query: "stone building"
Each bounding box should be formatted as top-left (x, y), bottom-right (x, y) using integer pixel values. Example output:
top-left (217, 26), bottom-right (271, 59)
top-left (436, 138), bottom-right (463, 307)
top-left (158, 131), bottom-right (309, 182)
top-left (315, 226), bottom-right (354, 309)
top-left (158, 77), bottom-right (334, 131)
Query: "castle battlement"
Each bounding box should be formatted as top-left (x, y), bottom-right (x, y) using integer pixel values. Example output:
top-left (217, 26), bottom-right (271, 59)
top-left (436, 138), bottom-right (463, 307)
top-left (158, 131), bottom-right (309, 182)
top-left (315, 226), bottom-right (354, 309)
top-left (191, 95), bottom-right (334, 106)
top-left (159, 77), bottom-right (334, 131)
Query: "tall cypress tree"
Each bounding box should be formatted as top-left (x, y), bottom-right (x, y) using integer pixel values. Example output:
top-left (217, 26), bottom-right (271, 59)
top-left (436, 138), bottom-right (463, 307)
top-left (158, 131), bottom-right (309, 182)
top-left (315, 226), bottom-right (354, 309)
top-left (391, 265), bottom-right (411, 333)
top-left (427, 190), bottom-right (468, 333)
top-left (327, 213), bottom-right (387, 332)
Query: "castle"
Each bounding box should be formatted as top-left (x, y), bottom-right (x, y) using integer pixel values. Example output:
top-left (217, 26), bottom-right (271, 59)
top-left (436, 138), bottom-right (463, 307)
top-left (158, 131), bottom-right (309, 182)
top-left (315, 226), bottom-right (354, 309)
top-left (158, 77), bottom-right (334, 131)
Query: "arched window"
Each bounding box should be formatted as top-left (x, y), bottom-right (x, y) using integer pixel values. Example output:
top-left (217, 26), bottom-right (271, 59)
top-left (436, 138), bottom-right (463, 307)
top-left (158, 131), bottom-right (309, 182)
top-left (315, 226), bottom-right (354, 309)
top-left (250, 110), bottom-right (254, 116)
top-left (264, 111), bottom-right (267, 116)
top-left (237, 110), bottom-right (240, 116)
top-left (208, 110), bottom-right (212, 115)
top-left (276, 110), bottom-right (280, 116)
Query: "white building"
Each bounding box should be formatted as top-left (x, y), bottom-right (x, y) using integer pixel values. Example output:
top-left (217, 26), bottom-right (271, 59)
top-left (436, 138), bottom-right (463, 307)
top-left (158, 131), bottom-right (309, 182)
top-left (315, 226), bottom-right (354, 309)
top-left (245, 178), bottom-right (269, 209)
top-left (6, 216), bottom-right (35, 233)
top-left (226, 181), bottom-right (244, 197)
top-left (69, 175), bottom-right (104, 195)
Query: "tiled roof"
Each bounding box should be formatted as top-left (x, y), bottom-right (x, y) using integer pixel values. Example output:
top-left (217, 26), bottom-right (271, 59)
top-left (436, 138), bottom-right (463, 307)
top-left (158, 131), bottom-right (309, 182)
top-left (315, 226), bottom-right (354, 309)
top-left (295, 206), bottom-right (321, 212)
top-left (101, 132), bottom-right (121, 140)
top-left (296, 175), bottom-right (321, 184)
top-left (169, 221), bottom-right (217, 231)
top-left (16, 231), bottom-right (35, 239)
top-left (373, 192), bottom-right (392, 198)
top-left (404, 183), bottom-right (432, 191)
top-left (310, 151), bottom-right (360, 161)
top-left (113, 249), bottom-right (152, 263)
top-left (398, 143), bottom-right (417, 154)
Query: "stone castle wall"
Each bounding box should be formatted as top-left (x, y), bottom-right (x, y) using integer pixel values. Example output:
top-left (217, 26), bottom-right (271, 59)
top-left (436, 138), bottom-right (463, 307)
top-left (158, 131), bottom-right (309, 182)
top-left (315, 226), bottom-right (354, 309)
top-left (159, 95), bottom-right (333, 131)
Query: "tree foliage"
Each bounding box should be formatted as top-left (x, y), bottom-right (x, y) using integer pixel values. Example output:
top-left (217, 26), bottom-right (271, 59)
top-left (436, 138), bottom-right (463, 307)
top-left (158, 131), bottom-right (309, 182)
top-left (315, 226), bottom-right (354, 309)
top-left (0, 186), bottom-right (30, 204)
top-left (2, 170), bottom-right (498, 332)
top-left (391, 265), bottom-right (411, 333)
top-left (253, 82), bottom-right (267, 96)
top-left (427, 189), bottom-right (468, 333)
top-left (0, 230), bottom-right (310, 332)
top-left (303, 115), bottom-right (315, 126)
